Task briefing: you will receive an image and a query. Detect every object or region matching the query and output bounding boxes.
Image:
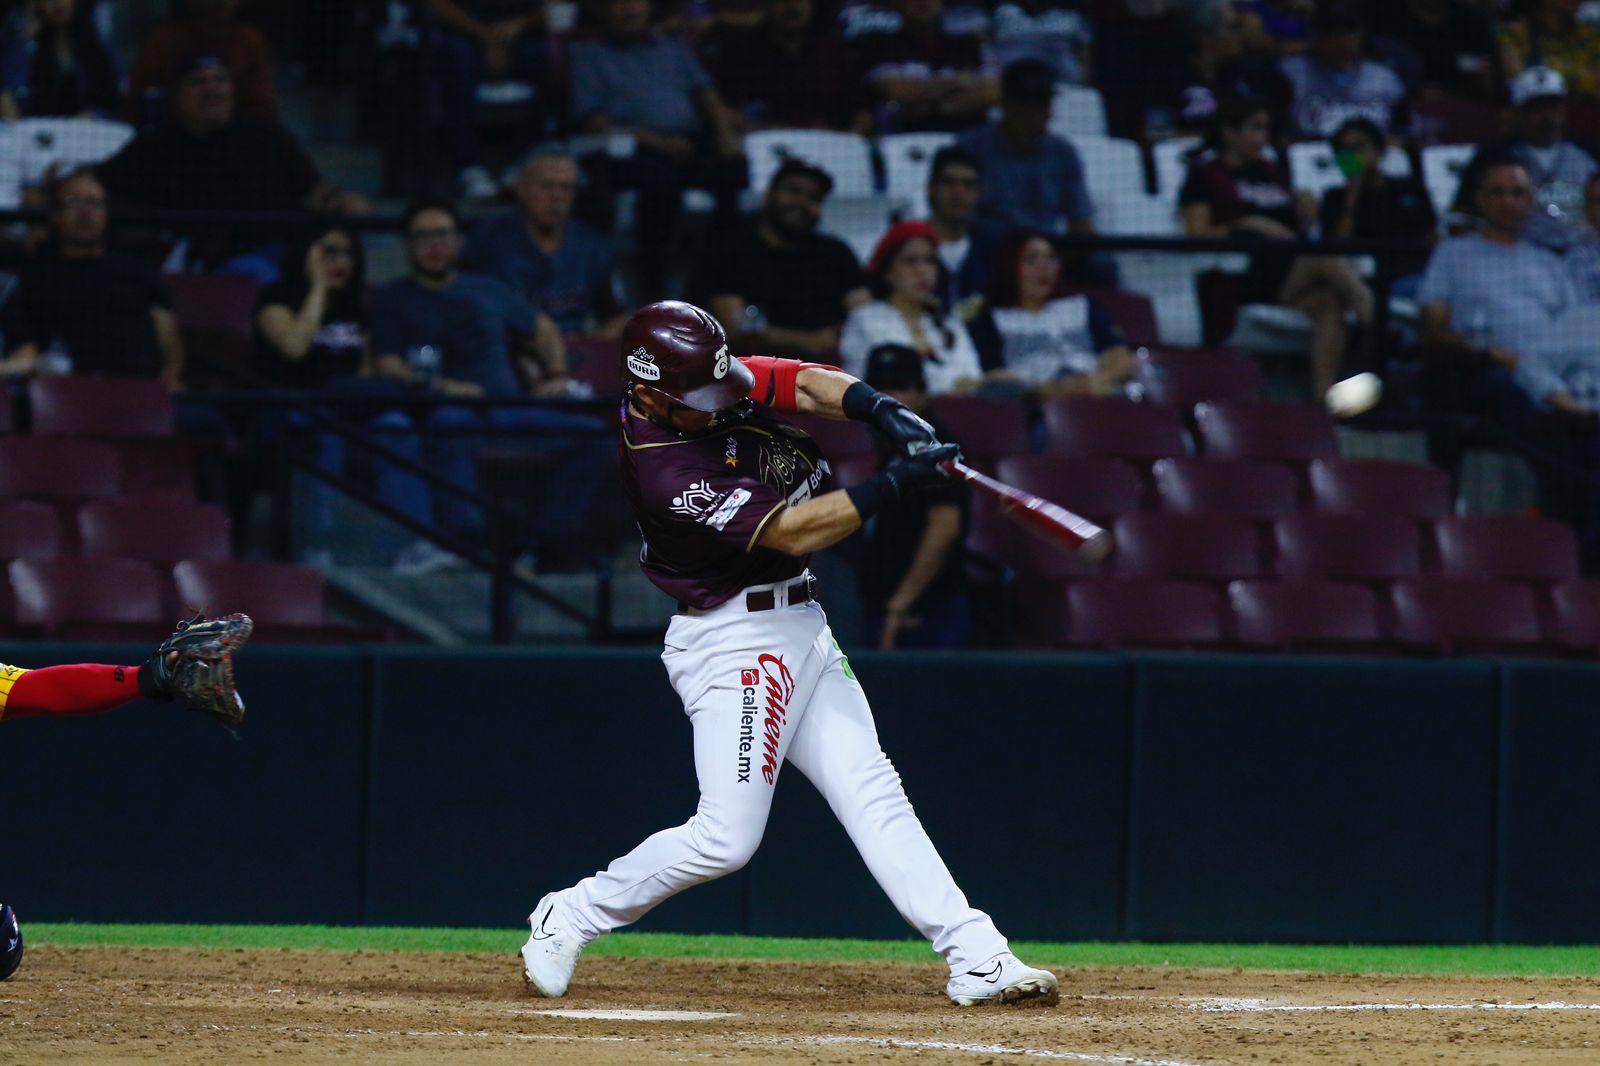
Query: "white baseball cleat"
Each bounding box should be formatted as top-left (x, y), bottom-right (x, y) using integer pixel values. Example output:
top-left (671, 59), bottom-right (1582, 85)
top-left (520, 892), bottom-right (585, 997)
top-left (946, 952), bottom-right (1060, 1006)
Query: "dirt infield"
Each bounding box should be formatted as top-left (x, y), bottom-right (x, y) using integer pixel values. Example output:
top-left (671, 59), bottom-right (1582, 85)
top-left (4, 947), bottom-right (1600, 1063)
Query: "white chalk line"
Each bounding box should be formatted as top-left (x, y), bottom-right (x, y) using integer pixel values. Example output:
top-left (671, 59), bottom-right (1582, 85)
top-left (781, 1036), bottom-right (1202, 1065)
top-left (530, 1008), bottom-right (739, 1021)
top-left (1189, 997), bottom-right (1600, 1013)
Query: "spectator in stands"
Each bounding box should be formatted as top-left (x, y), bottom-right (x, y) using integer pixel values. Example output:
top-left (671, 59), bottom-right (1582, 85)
top-left (373, 202), bottom-right (605, 569)
top-left (1451, 67), bottom-right (1597, 253)
top-left (954, 60), bottom-right (1094, 245)
top-left (1418, 159), bottom-right (1571, 408)
top-left (856, 342), bottom-right (970, 650)
top-left (691, 158), bottom-right (869, 358)
top-left (925, 145), bottom-right (993, 314)
top-left (857, 0), bottom-right (997, 132)
top-left (256, 225), bottom-right (435, 568)
top-left (840, 220), bottom-right (982, 392)
top-left (466, 148), bottom-right (627, 338)
top-left (569, 0), bottom-right (745, 299)
top-left (1279, 3), bottom-right (1405, 138)
top-left (6, 0), bottom-right (117, 117)
top-left (1319, 117), bottom-right (1436, 291)
top-left (1370, 0), bottom-right (1499, 101)
top-left (98, 52), bottom-right (370, 280)
top-left (698, 0), bottom-right (872, 133)
top-left (1180, 96), bottom-right (1374, 399)
top-left (988, 0), bottom-right (1093, 86)
top-left (1233, 0), bottom-right (1311, 54)
top-left (127, 0), bottom-right (278, 123)
top-left (0, 170), bottom-right (182, 388)
top-left (425, 0), bottom-right (544, 201)
top-left (967, 229), bottom-right (1133, 397)
top-left (1498, 0), bottom-right (1600, 98)
top-left (1563, 173), bottom-right (1600, 301)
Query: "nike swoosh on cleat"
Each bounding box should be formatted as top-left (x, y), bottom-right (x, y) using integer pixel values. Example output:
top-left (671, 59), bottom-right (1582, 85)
top-left (531, 907), bottom-right (557, 941)
top-left (965, 961), bottom-right (1003, 983)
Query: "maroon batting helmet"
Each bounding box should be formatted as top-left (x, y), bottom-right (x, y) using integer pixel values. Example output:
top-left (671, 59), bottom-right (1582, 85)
top-left (620, 301), bottom-right (755, 412)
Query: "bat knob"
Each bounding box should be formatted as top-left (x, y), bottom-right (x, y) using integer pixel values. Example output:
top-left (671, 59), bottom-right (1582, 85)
top-left (1078, 530), bottom-right (1114, 565)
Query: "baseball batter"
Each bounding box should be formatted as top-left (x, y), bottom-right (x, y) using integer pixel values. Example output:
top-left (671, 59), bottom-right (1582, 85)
top-left (520, 301), bottom-right (1058, 1007)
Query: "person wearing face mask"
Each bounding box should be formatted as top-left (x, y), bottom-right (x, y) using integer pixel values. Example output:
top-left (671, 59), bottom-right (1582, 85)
top-left (691, 159), bottom-right (870, 358)
top-left (967, 230), bottom-right (1134, 397)
top-left (840, 221), bottom-right (983, 394)
top-left (1319, 117), bottom-right (1435, 292)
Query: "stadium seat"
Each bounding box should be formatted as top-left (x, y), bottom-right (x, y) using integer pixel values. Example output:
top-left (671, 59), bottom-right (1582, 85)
top-left (167, 275), bottom-right (260, 385)
top-left (1308, 459), bottom-right (1453, 519)
top-left (29, 376), bottom-right (176, 438)
top-left (78, 498), bottom-right (231, 564)
top-left (880, 131), bottom-right (956, 219)
top-left (1112, 512), bottom-right (1262, 580)
top-left (1070, 287), bottom-right (1159, 347)
top-left (744, 130), bottom-right (876, 198)
top-left (9, 557), bottom-right (167, 640)
top-left (928, 395), bottom-right (1030, 464)
top-left (172, 560), bottom-right (384, 643)
top-left (1228, 578), bottom-right (1383, 652)
top-left (108, 439), bottom-right (198, 498)
top-left (1547, 579), bottom-right (1600, 650)
top-left (1389, 577), bottom-right (1545, 656)
top-left (1274, 514), bottom-right (1423, 581)
top-left (1286, 140), bottom-right (1413, 203)
top-left (0, 499), bottom-right (63, 560)
top-left (1041, 396), bottom-right (1187, 461)
top-left (568, 336), bottom-right (623, 398)
top-left (1065, 578), bottom-right (1226, 648)
top-left (780, 414), bottom-right (874, 459)
top-left (1421, 144), bottom-right (1475, 222)
top-left (1151, 136), bottom-right (1202, 211)
top-left (0, 437), bottom-right (122, 501)
top-left (1432, 515), bottom-right (1580, 582)
top-left (11, 118), bottom-right (133, 191)
top-left (1069, 136), bottom-right (1146, 234)
top-left (819, 194), bottom-right (894, 266)
top-left (1152, 457), bottom-right (1300, 519)
top-left (830, 453), bottom-right (879, 489)
top-left (995, 455), bottom-right (1146, 523)
top-left (1414, 96), bottom-right (1500, 148)
top-left (1193, 400), bottom-right (1340, 463)
top-left (1133, 346), bottom-right (1262, 407)
top-left (1049, 84), bottom-right (1108, 138)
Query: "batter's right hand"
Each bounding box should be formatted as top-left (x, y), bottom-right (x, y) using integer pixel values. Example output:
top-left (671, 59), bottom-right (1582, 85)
top-left (880, 442), bottom-right (961, 501)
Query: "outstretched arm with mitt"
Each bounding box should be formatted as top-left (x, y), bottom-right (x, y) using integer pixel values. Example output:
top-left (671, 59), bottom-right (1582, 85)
top-left (0, 613), bottom-right (253, 727)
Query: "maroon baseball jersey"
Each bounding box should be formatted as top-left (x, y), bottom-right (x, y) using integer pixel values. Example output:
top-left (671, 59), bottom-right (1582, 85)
top-left (621, 403), bottom-right (833, 609)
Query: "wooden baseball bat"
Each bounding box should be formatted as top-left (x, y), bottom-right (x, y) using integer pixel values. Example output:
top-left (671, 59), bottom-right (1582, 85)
top-left (943, 460), bottom-right (1113, 564)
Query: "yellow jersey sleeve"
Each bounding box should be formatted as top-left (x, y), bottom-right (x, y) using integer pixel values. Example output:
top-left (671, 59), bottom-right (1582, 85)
top-left (0, 664), bottom-right (29, 722)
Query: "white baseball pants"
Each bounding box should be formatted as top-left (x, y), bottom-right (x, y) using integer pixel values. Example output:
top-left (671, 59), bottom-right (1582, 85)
top-left (557, 583), bottom-right (1009, 973)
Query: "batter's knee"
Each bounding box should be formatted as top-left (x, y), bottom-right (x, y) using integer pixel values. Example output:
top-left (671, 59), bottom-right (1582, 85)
top-left (687, 811), bottom-right (765, 875)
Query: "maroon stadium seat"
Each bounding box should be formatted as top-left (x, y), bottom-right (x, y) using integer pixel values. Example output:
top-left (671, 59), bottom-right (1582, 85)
top-left (830, 453), bottom-right (879, 489)
top-left (1041, 396), bottom-right (1186, 461)
top-left (1066, 578), bottom-right (1226, 648)
top-left (0, 438), bottom-right (122, 501)
top-left (1152, 458), bottom-right (1300, 519)
top-left (927, 395), bottom-right (1030, 462)
top-left (1134, 347), bottom-right (1262, 408)
top-left (1228, 578), bottom-right (1383, 652)
top-left (1308, 459), bottom-right (1453, 519)
top-left (1275, 514), bottom-right (1423, 580)
top-left (994, 455), bottom-right (1146, 523)
top-left (568, 336), bottom-right (623, 398)
top-left (1389, 577), bottom-right (1545, 656)
top-left (172, 559), bottom-right (383, 643)
top-left (780, 414), bottom-right (874, 460)
top-left (167, 274), bottom-right (259, 386)
top-left (1112, 512), bottom-right (1262, 580)
top-left (8, 557), bottom-right (168, 640)
top-left (28, 376), bottom-right (175, 438)
top-left (1193, 400), bottom-right (1340, 462)
top-left (0, 499), bottom-right (63, 560)
top-left (78, 498), bottom-right (231, 563)
top-left (1432, 515), bottom-right (1579, 582)
top-left (108, 439), bottom-right (197, 497)
top-left (1066, 287), bottom-right (1158, 346)
top-left (1548, 579), bottom-right (1600, 650)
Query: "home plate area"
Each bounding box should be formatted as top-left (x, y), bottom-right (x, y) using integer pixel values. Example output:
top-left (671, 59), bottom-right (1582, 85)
top-left (8, 948), bottom-right (1600, 1063)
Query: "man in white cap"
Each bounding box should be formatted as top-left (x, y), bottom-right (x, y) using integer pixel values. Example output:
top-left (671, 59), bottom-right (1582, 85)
top-left (1452, 66), bottom-right (1599, 251)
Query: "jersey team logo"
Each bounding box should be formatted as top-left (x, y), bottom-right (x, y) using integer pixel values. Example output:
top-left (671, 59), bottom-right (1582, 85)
top-left (626, 345), bottom-right (661, 381)
top-left (670, 480), bottom-right (719, 519)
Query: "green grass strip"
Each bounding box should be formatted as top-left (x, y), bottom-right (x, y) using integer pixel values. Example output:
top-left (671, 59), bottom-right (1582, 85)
top-left (21, 924), bottom-right (1600, 977)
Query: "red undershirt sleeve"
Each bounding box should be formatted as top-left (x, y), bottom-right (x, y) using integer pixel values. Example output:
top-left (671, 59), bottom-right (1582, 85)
top-left (0, 663), bottom-right (144, 721)
top-left (740, 356), bottom-right (841, 413)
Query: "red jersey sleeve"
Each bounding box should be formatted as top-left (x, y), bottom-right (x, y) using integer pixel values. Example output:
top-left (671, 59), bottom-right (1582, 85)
top-left (741, 356), bottom-right (841, 413)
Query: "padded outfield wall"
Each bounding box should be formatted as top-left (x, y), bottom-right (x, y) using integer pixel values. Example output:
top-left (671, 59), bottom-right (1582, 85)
top-left (4, 644), bottom-right (1597, 944)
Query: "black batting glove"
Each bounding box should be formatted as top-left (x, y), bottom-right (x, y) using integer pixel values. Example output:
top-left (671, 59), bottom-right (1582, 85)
top-left (845, 443), bottom-right (961, 519)
top-left (842, 381), bottom-right (939, 458)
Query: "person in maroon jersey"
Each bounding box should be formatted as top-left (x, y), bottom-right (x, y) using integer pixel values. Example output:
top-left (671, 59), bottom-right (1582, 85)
top-left (519, 300), bottom-right (1060, 1007)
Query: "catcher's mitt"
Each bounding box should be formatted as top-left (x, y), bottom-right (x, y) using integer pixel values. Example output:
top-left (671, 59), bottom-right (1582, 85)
top-left (140, 612), bottom-right (254, 728)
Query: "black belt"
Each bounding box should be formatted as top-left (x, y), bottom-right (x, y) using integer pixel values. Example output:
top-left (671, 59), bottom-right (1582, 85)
top-left (680, 574), bottom-right (815, 614)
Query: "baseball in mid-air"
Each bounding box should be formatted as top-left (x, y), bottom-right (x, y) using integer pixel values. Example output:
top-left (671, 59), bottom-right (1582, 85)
top-left (1325, 372), bottom-right (1383, 418)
